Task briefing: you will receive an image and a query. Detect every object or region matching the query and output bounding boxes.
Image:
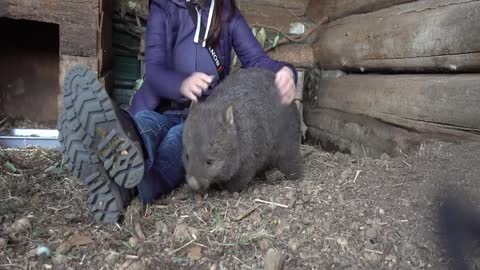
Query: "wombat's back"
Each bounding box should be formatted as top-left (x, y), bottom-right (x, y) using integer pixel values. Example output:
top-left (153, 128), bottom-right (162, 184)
top-left (182, 67), bottom-right (302, 192)
top-left (205, 67), bottom-right (296, 157)
top-left (205, 68), bottom-right (284, 121)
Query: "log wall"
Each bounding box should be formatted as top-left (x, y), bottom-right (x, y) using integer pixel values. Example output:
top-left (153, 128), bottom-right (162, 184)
top-left (306, 0), bottom-right (416, 22)
top-left (312, 0), bottom-right (480, 73)
top-left (304, 0), bottom-right (480, 156)
top-left (238, 0), bottom-right (310, 32)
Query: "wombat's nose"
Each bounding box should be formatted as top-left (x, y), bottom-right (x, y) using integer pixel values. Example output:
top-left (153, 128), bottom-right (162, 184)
top-left (187, 176), bottom-right (201, 191)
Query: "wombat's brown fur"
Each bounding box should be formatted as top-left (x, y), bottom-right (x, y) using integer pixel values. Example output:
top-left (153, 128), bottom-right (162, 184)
top-left (182, 67), bottom-right (303, 193)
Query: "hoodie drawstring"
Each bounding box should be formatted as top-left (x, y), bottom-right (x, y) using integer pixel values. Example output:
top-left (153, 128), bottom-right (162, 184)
top-left (203, 0), bottom-right (215, 47)
top-left (188, 0), bottom-right (215, 48)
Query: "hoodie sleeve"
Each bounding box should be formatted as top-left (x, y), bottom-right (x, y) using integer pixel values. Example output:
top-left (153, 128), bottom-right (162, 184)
top-left (141, 1), bottom-right (189, 101)
top-left (229, 8), bottom-right (298, 85)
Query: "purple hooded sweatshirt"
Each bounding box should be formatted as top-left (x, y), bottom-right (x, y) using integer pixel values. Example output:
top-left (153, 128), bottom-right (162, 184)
top-left (129, 0), bottom-right (298, 115)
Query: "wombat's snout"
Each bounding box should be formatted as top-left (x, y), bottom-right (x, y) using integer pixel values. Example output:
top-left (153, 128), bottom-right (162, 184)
top-left (186, 175), bottom-right (208, 192)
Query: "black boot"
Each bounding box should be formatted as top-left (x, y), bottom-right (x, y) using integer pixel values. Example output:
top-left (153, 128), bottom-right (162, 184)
top-left (58, 65), bottom-right (145, 223)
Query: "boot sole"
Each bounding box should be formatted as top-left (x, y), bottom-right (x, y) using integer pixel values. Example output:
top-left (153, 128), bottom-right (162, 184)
top-left (58, 112), bottom-right (133, 224)
top-left (61, 65), bottom-right (144, 189)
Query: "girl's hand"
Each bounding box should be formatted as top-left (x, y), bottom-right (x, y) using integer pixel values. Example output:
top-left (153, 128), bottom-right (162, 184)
top-left (275, 66), bottom-right (296, 105)
top-left (180, 72), bottom-right (214, 102)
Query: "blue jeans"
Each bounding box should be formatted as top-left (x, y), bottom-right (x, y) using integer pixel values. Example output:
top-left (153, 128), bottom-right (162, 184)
top-left (132, 110), bottom-right (187, 204)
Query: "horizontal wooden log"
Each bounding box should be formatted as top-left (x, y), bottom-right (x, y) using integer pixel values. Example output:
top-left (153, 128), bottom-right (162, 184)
top-left (238, 0), bottom-right (308, 15)
top-left (5, 0), bottom-right (99, 56)
top-left (312, 0), bottom-right (480, 72)
top-left (304, 107), bottom-right (465, 158)
top-left (0, 3), bottom-right (7, 17)
top-left (306, 0), bottom-right (415, 22)
top-left (267, 44), bottom-right (314, 69)
top-left (306, 74), bottom-right (480, 134)
top-left (239, 0), bottom-right (309, 32)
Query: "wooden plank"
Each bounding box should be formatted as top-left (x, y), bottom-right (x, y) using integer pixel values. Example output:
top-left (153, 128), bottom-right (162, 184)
top-left (304, 107), bottom-right (466, 158)
top-left (240, 6), bottom-right (297, 33)
top-left (307, 74), bottom-right (480, 133)
top-left (98, 0), bottom-right (113, 74)
top-left (306, 0), bottom-right (415, 22)
top-left (5, 0), bottom-right (99, 56)
top-left (0, 2), bottom-right (7, 17)
top-left (312, 0), bottom-right (480, 72)
top-left (238, 0), bottom-right (308, 16)
top-left (267, 44), bottom-right (314, 69)
top-left (238, 0), bottom-right (310, 32)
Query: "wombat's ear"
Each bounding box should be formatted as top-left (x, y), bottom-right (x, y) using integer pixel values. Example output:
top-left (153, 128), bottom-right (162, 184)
top-left (225, 105), bottom-right (234, 126)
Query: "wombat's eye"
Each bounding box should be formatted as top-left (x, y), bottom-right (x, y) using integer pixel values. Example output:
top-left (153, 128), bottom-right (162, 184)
top-left (206, 159), bottom-right (213, 166)
top-left (185, 154), bottom-right (189, 161)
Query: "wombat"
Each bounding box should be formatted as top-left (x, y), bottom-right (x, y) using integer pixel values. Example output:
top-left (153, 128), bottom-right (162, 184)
top-left (182, 67), bottom-right (303, 193)
top-left (438, 195), bottom-right (480, 270)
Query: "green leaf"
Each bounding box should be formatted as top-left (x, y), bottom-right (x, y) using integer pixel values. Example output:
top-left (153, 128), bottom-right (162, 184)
top-left (214, 209), bottom-right (223, 224)
top-left (4, 161), bottom-right (17, 173)
top-left (251, 26), bottom-right (258, 37)
top-left (272, 33), bottom-right (280, 47)
top-left (256, 27), bottom-right (267, 48)
top-left (134, 79), bottom-right (144, 91)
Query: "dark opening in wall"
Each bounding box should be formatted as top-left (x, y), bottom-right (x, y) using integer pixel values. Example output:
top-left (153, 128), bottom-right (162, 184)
top-left (0, 18), bottom-right (60, 125)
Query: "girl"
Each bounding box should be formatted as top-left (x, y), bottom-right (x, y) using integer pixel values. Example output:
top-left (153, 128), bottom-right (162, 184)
top-left (59, 0), bottom-right (297, 223)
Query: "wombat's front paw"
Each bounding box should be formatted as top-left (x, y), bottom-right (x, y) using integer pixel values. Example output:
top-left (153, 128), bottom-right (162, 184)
top-left (224, 179), bottom-right (249, 193)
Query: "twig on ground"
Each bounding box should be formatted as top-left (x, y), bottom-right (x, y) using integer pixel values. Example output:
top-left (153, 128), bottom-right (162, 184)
top-left (402, 160), bottom-right (412, 167)
top-left (312, 158), bottom-right (336, 168)
top-left (232, 206), bottom-right (259, 222)
top-left (193, 211), bottom-right (207, 225)
top-left (194, 242), bottom-right (208, 248)
top-left (254, 199), bottom-right (288, 208)
top-left (0, 264), bottom-right (25, 270)
top-left (233, 255), bottom-right (252, 269)
top-left (235, 196), bottom-right (242, 208)
top-left (47, 205), bottom-right (71, 213)
top-left (361, 145), bottom-right (367, 159)
top-left (168, 239), bottom-right (195, 255)
top-left (353, 170), bottom-right (362, 183)
top-left (365, 248), bottom-right (383, 255)
top-left (125, 254), bottom-right (140, 260)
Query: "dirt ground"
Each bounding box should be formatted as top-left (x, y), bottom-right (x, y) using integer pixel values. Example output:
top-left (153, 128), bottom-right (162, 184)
top-left (2, 139), bottom-right (480, 270)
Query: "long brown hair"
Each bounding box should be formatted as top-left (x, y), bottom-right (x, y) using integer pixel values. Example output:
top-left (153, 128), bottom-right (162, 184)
top-left (206, 0), bottom-right (237, 48)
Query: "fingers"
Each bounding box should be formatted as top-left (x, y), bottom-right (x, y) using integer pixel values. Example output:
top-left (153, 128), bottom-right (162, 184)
top-left (190, 85), bottom-right (203, 97)
top-left (281, 89), bottom-right (295, 105)
top-left (196, 73), bottom-right (214, 84)
top-left (184, 91), bottom-right (198, 103)
top-left (276, 71), bottom-right (296, 105)
top-left (181, 73), bottom-right (216, 102)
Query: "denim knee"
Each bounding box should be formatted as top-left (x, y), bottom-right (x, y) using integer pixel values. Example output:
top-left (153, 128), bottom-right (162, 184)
top-left (136, 122), bottom-right (186, 204)
top-left (133, 110), bottom-right (174, 167)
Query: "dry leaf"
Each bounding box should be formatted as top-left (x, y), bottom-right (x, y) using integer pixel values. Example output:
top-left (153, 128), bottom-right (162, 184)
top-left (68, 234), bottom-right (93, 246)
top-left (134, 222), bottom-right (146, 240)
top-left (188, 246), bottom-right (202, 260)
top-left (56, 234), bottom-right (93, 254)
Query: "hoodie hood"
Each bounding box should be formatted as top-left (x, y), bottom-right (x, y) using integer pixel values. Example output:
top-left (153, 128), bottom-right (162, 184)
top-left (166, 0), bottom-right (187, 8)
top-left (165, 0), bottom-right (213, 9)
top-left (162, 0), bottom-right (214, 47)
